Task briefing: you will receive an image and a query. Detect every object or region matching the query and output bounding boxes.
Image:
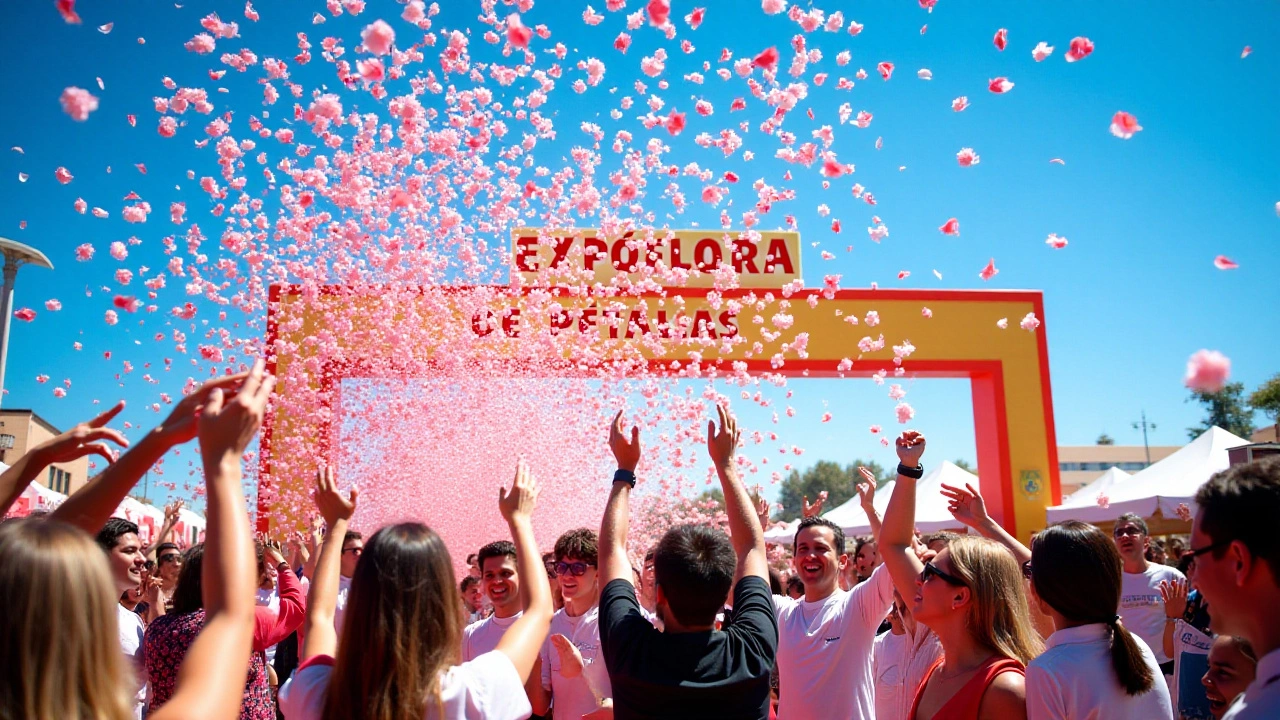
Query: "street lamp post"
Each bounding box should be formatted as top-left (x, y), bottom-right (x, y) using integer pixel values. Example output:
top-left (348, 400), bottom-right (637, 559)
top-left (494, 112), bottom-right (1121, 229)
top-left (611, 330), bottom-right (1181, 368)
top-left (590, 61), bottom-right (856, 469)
top-left (0, 237), bottom-right (55, 410)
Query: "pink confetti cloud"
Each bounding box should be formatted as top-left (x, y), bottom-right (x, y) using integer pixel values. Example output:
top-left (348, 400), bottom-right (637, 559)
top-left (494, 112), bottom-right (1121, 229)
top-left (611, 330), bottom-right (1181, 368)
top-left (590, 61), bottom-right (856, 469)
top-left (1185, 350), bottom-right (1231, 392)
top-left (59, 87), bottom-right (99, 121)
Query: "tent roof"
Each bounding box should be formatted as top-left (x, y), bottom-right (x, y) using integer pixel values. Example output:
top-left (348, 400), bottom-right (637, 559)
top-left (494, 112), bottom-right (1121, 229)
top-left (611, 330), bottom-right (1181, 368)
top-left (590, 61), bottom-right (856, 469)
top-left (1056, 467), bottom-right (1133, 508)
top-left (824, 460), bottom-right (974, 536)
top-left (1045, 426), bottom-right (1250, 524)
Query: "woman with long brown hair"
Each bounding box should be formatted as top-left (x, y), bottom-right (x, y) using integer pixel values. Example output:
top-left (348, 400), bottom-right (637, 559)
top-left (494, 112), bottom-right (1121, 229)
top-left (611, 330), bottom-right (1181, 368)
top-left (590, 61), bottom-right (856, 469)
top-left (880, 431), bottom-right (1043, 720)
top-left (1025, 521), bottom-right (1172, 719)
top-left (279, 460), bottom-right (552, 720)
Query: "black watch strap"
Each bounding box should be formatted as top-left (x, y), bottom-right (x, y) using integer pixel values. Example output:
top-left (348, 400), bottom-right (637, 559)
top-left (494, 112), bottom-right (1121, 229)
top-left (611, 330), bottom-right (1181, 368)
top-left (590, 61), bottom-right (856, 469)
top-left (613, 468), bottom-right (637, 487)
top-left (897, 462), bottom-right (924, 479)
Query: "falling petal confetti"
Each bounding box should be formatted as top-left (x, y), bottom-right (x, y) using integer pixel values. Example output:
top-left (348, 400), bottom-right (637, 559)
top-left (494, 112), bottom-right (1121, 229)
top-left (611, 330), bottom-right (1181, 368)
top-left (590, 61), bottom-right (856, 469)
top-left (1032, 42), bottom-right (1054, 61)
top-left (1045, 234), bottom-right (1068, 249)
top-left (1110, 111), bottom-right (1142, 139)
top-left (59, 87), bottom-right (99, 121)
top-left (1065, 36), bottom-right (1095, 62)
top-left (1213, 255), bottom-right (1239, 270)
top-left (1184, 350), bottom-right (1231, 392)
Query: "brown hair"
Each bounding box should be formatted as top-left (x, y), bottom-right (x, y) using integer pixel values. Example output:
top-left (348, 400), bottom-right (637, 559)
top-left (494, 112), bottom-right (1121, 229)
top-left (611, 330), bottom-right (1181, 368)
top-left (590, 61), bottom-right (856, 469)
top-left (1031, 521), bottom-right (1155, 695)
top-left (170, 543), bottom-right (206, 615)
top-left (0, 519), bottom-right (134, 720)
top-left (322, 523), bottom-right (462, 720)
top-left (945, 535), bottom-right (1044, 666)
top-left (554, 527), bottom-right (599, 565)
top-left (1195, 456), bottom-right (1280, 585)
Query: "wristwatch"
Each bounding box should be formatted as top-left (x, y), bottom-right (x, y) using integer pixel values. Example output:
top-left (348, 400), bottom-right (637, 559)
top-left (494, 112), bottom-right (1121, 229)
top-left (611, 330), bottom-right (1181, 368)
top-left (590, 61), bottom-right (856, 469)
top-left (613, 468), bottom-right (637, 487)
top-left (897, 462), bottom-right (924, 479)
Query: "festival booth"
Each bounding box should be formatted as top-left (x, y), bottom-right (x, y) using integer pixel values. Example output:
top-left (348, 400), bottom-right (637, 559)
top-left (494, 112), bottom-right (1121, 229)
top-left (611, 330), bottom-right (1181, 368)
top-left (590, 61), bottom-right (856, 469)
top-left (1043, 467), bottom-right (1132, 523)
top-left (4, 477), bottom-right (69, 518)
top-left (1044, 426), bottom-right (1250, 534)
top-left (173, 507), bottom-right (207, 547)
top-left (115, 496), bottom-right (165, 545)
top-left (822, 461), bottom-right (977, 537)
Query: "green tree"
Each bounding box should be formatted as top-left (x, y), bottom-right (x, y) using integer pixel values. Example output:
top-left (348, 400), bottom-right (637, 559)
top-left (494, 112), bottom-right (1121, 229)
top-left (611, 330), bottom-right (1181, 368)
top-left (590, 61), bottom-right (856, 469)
top-left (777, 459), bottom-right (886, 521)
top-left (952, 459), bottom-right (977, 474)
top-left (1249, 373), bottom-right (1280, 438)
top-left (695, 486), bottom-right (725, 508)
top-left (1187, 382), bottom-right (1255, 440)
top-left (1096, 433), bottom-right (1115, 445)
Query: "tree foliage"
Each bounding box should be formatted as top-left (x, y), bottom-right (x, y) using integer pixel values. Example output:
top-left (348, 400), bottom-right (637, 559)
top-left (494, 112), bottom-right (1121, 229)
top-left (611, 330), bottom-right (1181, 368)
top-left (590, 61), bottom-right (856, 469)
top-left (1096, 433), bottom-right (1115, 445)
top-left (776, 459), bottom-right (887, 521)
top-left (1187, 382), bottom-right (1255, 440)
top-left (1250, 373), bottom-right (1280, 434)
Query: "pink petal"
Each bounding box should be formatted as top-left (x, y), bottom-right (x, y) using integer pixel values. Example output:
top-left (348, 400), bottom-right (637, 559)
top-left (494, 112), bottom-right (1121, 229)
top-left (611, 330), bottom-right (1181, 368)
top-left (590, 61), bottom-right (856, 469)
top-left (1213, 255), bottom-right (1239, 270)
top-left (1184, 349), bottom-right (1231, 392)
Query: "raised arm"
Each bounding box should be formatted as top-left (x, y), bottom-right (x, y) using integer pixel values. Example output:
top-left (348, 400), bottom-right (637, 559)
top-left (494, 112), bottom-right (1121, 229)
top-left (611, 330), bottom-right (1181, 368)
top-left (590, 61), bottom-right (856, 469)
top-left (299, 467), bottom-right (358, 663)
top-left (494, 460), bottom-right (553, 681)
top-left (52, 373), bottom-right (246, 534)
top-left (147, 500), bottom-right (185, 562)
top-left (301, 515), bottom-right (323, 579)
top-left (0, 401), bottom-right (127, 515)
top-left (151, 360), bottom-right (272, 720)
top-left (856, 466), bottom-right (882, 540)
top-left (939, 481), bottom-right (1031, 565)
top-left (1158, 577), bottom-right (1189, 661)
top-left (880, 431), bottom-right (928, 600)
top-left (599, 410), bottom-right (641, 588)
top-left (709, 405), bottom-right (767, 582)
top-left (254, 545), bottom-right (306, 651)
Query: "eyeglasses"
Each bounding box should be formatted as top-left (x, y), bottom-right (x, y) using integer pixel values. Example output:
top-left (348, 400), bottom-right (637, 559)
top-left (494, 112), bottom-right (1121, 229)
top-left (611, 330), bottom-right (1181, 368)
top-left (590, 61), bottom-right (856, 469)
top-left (159, 554), bottom-right (182, 564)
top-left (1184, 538), bottom-right (1234, 559)
top-left (1113, 526), bottom-right (1145, 538)
top-left (920, 560), bottom-right (965, 586)
top-left (342, 547), bottom-right (363, 556)
top-left (556, 561), bottom-right (595, 577)
top-left (1021, 560), bottom-right (1033, 579)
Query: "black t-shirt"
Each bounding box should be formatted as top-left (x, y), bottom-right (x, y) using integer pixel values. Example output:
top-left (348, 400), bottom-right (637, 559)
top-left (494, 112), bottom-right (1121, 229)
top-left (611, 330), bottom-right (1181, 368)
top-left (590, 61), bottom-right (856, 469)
top-left (599, 575), bottom-right (778, 720)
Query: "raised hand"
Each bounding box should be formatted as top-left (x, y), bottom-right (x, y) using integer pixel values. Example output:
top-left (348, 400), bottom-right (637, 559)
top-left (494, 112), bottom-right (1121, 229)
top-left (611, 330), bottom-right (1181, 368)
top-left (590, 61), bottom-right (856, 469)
top-left (856, 466), bottom-right (877, 509)
top-left (940, 482), bottom-right (989, 529)
top-left (706, 404), bottom-right (740, 472)
top-left (197, 359), bottom-right (274, 467)
top-left (608, 410), bottom-right (641, 473)
top-left (1159, 577), bottom-right (1189, 619)
top-left (156, 372), bottom-right (252, 446)
top-left (314, 467), bottom-right (357, 527)
top-left (550, 633), bottom-right (586, 679)
top-left (802, 491), bottom-right (828, 519)
top-left (895, 430), bottom-right (926, 468)
top-left (32, 400), bottom-right (129, 466)
top-left (499, 459), bottom-right (540, 523)
top-left (756, 495), bottom-right (772, 530)
top-left (164, 499), bottom-right (185, 524)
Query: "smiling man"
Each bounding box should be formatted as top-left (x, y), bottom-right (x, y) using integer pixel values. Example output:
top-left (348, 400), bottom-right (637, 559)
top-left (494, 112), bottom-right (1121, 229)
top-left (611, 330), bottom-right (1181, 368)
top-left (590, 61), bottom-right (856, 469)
top-left (462, 540), bottom-right (524, 661)
top-left (1113, 512), bottom-right (1185, 675)
top-left (96, 517), bottom-right (148, 719)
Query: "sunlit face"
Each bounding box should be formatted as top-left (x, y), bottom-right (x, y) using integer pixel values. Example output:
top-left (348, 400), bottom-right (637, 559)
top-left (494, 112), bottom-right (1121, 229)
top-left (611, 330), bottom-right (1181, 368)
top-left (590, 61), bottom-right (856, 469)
top-left (1190, 512), bottom-right (1238, 637)
top-left (556, 555), bottom-right (599, 606)
top-left (856, 541), bottom-right (880, 577)
top-left (481, 555), bottom-right (521, 616)
top-left (1202, 636), bottom-right (1257, 719)
top-left (792, 526), bottom-right (844, 595)
top-left (156, 549), bottom-right (184, 584)
top-left (1113, 521), bottom-right (1149, 563)
top-left (641, 557), bottom-right (656, 606)
top-left (340, 537), bottom-right (363, 578)
top-left (107, 532), bottom-right (146, 594)
top-left (912, 547), bottom-right (967, 625)
top-left (462, 581), bottom-right (484, 612)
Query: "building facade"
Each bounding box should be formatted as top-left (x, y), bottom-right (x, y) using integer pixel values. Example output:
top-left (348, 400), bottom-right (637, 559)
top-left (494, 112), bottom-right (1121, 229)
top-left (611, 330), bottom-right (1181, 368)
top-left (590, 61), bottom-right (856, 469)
top-left (0, 409), bottom-right (91, 495)
top-left (1057, 444), bottom-right (1180, 497)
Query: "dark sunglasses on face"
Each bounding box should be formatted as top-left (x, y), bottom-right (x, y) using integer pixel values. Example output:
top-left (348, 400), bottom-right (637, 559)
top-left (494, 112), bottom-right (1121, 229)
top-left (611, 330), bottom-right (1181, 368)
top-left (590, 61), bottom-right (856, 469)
top-left (920, 560), bottom-right (965, 586)
top-left (556, 561), bottom-right (594, 577)
top-left (159, 554), bottom-right (182, 565)
top-left (342, 547), bottom-right (363, 556)
top-left (1114, 527), bottom-right (1144, 538)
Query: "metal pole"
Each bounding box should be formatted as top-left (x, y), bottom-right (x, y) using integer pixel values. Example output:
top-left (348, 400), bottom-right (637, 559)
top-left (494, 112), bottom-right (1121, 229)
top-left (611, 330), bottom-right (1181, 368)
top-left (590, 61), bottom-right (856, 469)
top-left (0, 255), bottom-right (19, 410)
top-left (1141, 411), bottom-right (1151, 466)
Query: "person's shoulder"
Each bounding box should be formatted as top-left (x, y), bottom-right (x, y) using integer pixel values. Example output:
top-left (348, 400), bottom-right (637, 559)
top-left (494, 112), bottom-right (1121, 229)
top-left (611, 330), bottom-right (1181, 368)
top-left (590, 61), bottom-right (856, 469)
top-left (978, 670), bottom-right (1027, 719)
top-left (1149, 563), bottom-right (1184, 580)
top-left (463, 615), bottom-right (490, 636)
top-left (278, 656), bottom-right (335, 719)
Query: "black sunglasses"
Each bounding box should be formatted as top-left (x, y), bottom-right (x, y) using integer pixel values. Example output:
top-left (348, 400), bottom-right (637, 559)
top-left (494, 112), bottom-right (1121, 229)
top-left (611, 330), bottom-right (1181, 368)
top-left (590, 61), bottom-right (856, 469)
top-left (920, 560), bottom-right (965, 586)
top-left (342, 547), bottom-right (363, 556)
top-left (556, 561), bottom-right (595, 577)
top-left (1184, 538), bottom-right (1234, 559)
top-left (159, 553), bottom-right (182, 564)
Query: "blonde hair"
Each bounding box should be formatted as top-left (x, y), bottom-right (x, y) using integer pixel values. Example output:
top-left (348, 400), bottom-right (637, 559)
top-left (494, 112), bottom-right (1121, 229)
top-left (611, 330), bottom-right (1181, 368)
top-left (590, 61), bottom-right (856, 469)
top-left (0, 519), bottom-right (135, 720)
top-left (946, 535), bottom-right (1044, 666)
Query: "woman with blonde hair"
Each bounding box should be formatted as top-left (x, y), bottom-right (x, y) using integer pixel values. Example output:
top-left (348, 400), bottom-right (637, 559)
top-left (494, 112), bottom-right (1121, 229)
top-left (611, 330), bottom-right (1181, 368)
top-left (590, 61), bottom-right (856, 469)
top-left (880, 431), bottom-right (1043, 720)
top-left (0, 360), bottom-right (275, 720)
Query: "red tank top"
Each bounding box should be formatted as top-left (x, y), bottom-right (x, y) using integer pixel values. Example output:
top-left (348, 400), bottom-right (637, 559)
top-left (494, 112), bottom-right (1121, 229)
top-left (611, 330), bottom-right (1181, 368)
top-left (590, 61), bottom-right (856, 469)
top-left (908, 655), bottom-right (1025, 720)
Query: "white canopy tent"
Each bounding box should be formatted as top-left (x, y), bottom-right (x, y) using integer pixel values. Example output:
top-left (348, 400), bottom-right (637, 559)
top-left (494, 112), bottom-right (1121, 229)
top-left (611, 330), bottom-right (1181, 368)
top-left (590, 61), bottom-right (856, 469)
top-left (763, 518), bottom-right (799, 545)
top-left (1045, 427), bottom-right (1250, 524)
top-left (1044, 467), bottom-right (1132, 524)
top-left (823, 460), bottom-right (976, 536)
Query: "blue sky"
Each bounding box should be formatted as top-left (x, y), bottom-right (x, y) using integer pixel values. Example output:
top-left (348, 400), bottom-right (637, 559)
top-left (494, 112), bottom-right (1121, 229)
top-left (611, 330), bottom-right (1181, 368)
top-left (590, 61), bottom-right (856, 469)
top-left (0, 0), bottom-right (1277, 511)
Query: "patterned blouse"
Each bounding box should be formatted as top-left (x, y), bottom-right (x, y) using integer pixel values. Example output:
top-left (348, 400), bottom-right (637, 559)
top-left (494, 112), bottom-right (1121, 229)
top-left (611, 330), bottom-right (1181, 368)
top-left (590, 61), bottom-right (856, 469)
top-left (142, 610), bottom-right (274, 719)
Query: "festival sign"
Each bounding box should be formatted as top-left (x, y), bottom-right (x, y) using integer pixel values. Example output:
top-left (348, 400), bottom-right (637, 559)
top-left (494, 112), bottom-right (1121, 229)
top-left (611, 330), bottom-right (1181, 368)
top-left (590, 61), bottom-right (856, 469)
top-left (262, 281), bottom-right (1061, 542)
top-left (511, 228), bottom-right (802, 289)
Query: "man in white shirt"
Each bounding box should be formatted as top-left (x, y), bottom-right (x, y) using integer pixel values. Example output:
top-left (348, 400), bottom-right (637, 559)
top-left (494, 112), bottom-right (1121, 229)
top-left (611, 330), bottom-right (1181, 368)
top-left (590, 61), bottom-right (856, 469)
top-left (96, 517), bottom-right (149, 720)
top-left (462, 540), bottom-right (524, 661)
top-left (531, 528), bottom-right (611, 720)
top-left (1113, 512), bottom-right (1185, 673)
top-left (773, 514), bottom-right (894, 719)
top-left (1190, 456), bottom-right (1280, 720)
top-left (873, 590), bottom-right (942, 720)
top-left (333, 530), bottom-right (362, 637)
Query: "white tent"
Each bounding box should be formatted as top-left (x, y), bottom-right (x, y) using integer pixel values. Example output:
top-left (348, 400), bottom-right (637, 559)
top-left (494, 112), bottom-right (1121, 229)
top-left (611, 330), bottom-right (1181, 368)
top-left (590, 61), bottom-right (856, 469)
top-left (1044, 427), bottom-right (1250, 524)
top-left (763, 518), bottom-right (799, 545)
top-left (115, 496), bottom-right (166, 544)
top-left (823, 461), bottom-right (976, 536)
top-left (173, 506), bottom-right (207, 545)
top-left (6, 479), bottom-right (68, 518)
top-left (1045, 467), bottom-right (1132, 524)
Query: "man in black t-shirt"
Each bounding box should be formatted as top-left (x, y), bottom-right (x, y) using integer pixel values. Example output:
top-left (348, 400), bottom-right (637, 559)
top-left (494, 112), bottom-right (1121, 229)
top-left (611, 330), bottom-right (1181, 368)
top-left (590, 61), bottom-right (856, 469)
top-left (597, 405), bottom-right (779, 720)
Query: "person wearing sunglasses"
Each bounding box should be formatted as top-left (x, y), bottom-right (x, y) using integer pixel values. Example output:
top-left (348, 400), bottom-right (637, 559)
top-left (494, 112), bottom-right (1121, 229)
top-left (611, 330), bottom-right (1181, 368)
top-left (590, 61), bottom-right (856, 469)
top-left (1189, 456), bottom-right (1280, 720)
top-left (880, 430), bottom-right (1042, 720)
top-left (1111, 512), bottom-right (1185, 677)
top-left (1024, 520), bottom-right (1172, 720)
top-left (153, 542), bottom-right (183, 612)
top-left (529, 527), bottom-right (610, 720)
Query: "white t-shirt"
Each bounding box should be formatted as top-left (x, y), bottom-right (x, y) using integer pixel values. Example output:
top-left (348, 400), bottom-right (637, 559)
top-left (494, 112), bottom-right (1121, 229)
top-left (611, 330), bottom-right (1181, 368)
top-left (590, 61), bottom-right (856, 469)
top-left (278, 650), bottom-right (531, 720)
top-left (1118, 563), bottom-right (1185, 664)
top-left (117, 604), bottom-right (146, 720)
top-left (334, 575), bottom-right (352, 639)
top-left (256, 586), bottom-right (281, 664)
top-left (873, 622), bottom-right (943, 720)
top-left (1224, 647), bottom-right (1280, 720)
top-left (1026, 623), bottom-right (1173, 720)
top-left (772, 563), bottom-right (895, 720)
top-left (539, 604), bottom-right (610, 719)
top-left (461, 612), bottom-right (521, 663)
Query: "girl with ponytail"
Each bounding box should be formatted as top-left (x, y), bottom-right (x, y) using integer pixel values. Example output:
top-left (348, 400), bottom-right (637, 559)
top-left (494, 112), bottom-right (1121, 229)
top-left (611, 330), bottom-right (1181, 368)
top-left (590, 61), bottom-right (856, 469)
top-left (1025, 520), bottom-right (1174, 719)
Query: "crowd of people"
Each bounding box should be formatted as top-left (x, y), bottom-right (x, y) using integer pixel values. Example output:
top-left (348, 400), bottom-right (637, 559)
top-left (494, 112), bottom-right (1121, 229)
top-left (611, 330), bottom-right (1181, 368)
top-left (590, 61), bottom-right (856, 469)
top-left (2, 366), bottom-right (1280, 720)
